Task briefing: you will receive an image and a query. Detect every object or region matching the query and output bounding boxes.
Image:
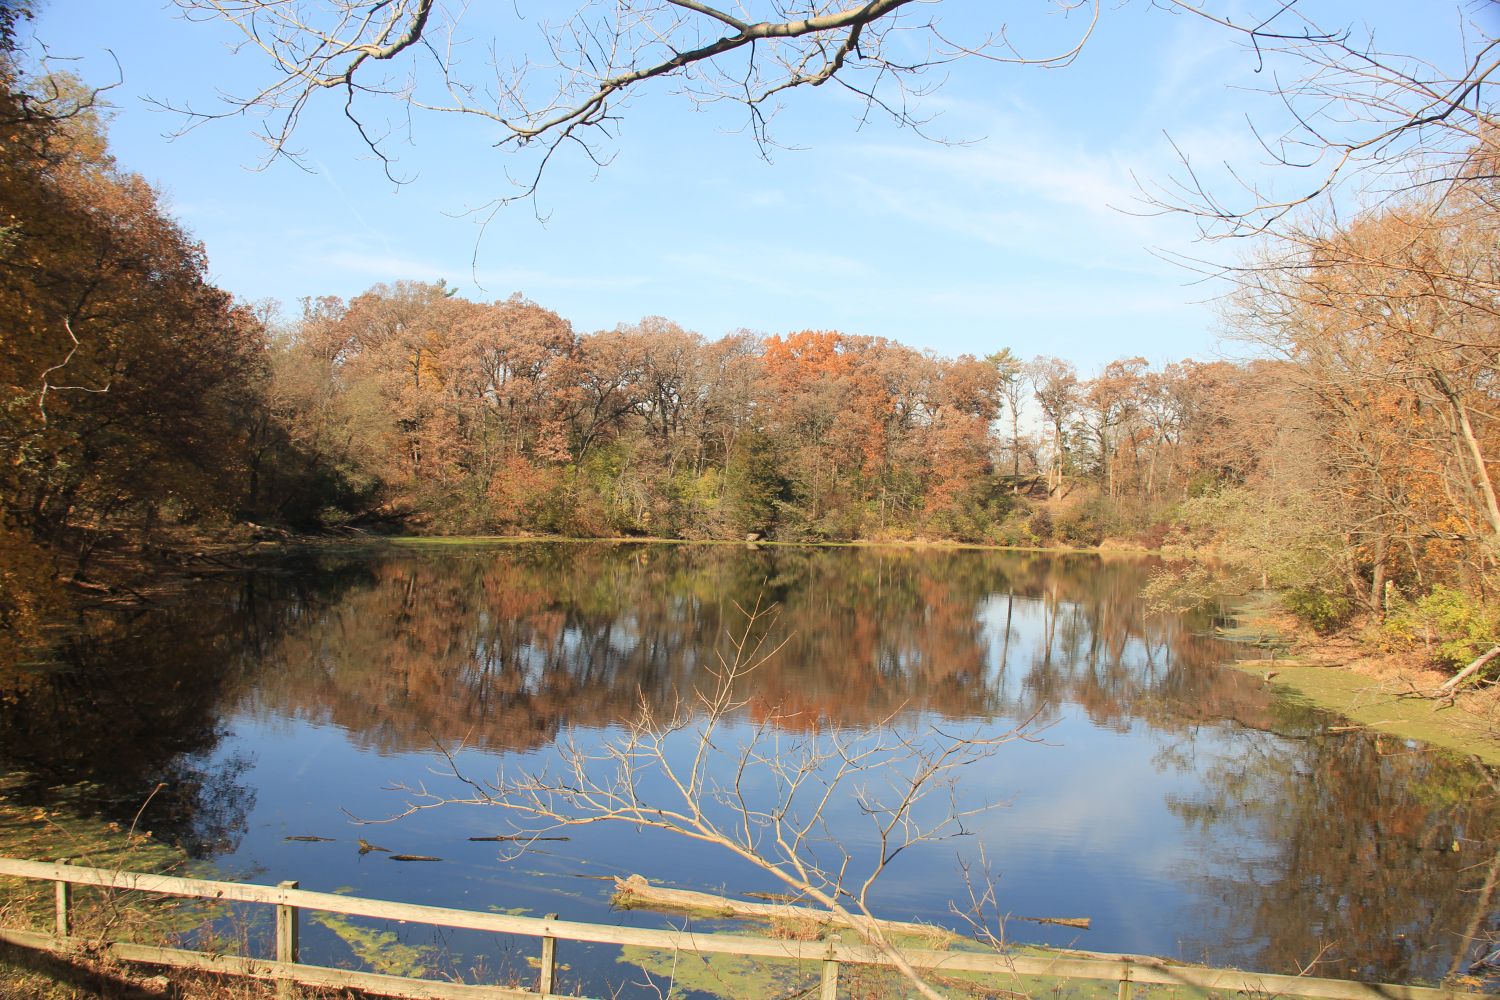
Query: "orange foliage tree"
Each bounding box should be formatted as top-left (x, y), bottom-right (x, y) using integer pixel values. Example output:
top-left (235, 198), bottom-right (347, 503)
top-left (1228, 193), bottom-right (1500, 612)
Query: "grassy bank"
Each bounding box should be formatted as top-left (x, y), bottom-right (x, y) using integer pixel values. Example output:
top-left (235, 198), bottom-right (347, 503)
top-left (0, 774), bottom-right (371, 1000)
top-left (1, 776), bottom-right (180, 999)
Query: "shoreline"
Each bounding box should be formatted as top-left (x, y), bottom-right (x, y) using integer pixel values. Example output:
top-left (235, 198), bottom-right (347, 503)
top-left (1221, 603), bottom-right (1500, 767)
top-left (363, 531), bottom-right (1165, 557)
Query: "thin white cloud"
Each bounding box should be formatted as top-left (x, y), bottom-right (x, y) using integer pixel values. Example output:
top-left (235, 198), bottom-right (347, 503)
top-left (850, 175), bottom-right (1181, 281)
top-left (1144, 9), bottom-right (1248, 122)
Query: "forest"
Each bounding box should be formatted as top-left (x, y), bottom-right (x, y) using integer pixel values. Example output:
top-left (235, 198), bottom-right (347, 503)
top-left (0, 13), bottom-right (1495, 683)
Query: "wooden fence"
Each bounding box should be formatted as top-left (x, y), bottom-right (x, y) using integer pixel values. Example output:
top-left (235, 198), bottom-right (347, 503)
top-left (0, 857), bottom-right (1486, 1000)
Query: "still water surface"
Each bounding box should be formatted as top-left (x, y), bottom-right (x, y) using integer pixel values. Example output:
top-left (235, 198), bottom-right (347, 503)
top-left (2, 543), bottom-right (1496, 995)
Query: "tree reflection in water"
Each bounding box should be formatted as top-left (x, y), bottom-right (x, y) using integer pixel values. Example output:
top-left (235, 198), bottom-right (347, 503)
top-left (247, 546), bottom-right (1242, 750)
top-left (1167, 724), bottom-right (1500, 982)
top-left (0, 589), bottom-right (257, 857)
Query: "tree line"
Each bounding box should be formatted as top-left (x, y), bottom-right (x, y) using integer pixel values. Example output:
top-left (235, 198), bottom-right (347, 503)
top-left (0, 55), bottom-right (1494, 671)
top-left (253, 278), bottom-right (1306, 547)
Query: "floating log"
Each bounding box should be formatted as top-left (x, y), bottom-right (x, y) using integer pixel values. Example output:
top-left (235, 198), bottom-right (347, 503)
top-left (467, 835), bottom-right (571, 843)
top-left (615, 876), bottom-right (1090, 935)
top-left (611, 875), bottom-right (952, 942)
top-left (388, 854), bottom-right (442, 862)
top-left (1012, 914), bottom-right (1092, 929)
top-left (283, 836), bottom-right (334, 843)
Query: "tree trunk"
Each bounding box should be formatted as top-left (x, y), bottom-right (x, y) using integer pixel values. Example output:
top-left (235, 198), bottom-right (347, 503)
top-left (1432, 369), bottom-right (1500, 556)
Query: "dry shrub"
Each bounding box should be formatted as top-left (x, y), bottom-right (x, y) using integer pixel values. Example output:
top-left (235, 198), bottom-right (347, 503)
top-left (768, 916), bottom-right (825, 941)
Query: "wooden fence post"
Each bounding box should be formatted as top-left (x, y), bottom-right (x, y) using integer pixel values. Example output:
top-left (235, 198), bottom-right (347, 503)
top-left (539, 912), bottom-right (559, 995)
top-left (53, 859), bottom-right (71, 941)
top-left (275, 879), bottom-right (299, 999)
top-left (1118, 959), bottom-right (1132, 1000)
top-left (820, 933), bottom-right (842, 1000)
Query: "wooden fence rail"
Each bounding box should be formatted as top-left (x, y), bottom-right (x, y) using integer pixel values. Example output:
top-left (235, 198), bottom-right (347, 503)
top-left (0, 857), bottom-right (1486, 1000)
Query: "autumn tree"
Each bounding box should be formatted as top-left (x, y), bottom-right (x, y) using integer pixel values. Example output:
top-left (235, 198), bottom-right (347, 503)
top-left (243, 295), bottom-right (390, 528)
top-left (1082, 357), bottom-right (1146, 500)
top-left (1134, 363), bottom-right (1190, 498)
top-left (917, 352), bottom-right (1007, 538)
top-left (561, 320), bottom-right (762, 536)
top-left (1027, 357), bottom-right (1079, 496)
top-left (569, 327), bottom-right (644, 461)
top-left (759, 331), bottom-right (878, 536)
top-left (0, 68), bottom-right (263, 573)
top-left (988, 348), bottom-right (1029, 482)
top-left (1226, 197), bottom-right (1500, 615)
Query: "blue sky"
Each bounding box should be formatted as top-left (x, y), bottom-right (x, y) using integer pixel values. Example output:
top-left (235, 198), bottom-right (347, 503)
top-left (32, 2), bottom-right (1484, 370)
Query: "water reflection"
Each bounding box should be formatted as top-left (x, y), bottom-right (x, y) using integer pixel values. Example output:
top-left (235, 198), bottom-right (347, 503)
top-left (1, 542), bottom-right (1496, 986)
top-left (0, 553), bottom-right (375, 854)
top-left (245, 546), bottom-right (1244, 749)
top-left (1170, 725), bottom-right (1500, 983)
top-left (0, 592), bottom-right (256, 856)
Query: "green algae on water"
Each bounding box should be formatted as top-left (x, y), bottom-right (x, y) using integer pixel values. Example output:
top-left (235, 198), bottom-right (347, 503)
top-left (310, 911), bottom-right (440, 978)
top-left (1233, 663), bottom-right (1500, 767)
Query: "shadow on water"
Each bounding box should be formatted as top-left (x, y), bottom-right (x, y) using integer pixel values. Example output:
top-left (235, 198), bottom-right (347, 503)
top-left (0, 551), bottom-right (375, 856)
top-left (1, 543), bottom-right (1496, 989)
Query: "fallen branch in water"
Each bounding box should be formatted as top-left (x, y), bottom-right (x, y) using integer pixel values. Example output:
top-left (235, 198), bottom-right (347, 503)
top-left (1434, 646), bottom-right (1500, 698)
top-left (1011, 914), bottom-right (1092, 929)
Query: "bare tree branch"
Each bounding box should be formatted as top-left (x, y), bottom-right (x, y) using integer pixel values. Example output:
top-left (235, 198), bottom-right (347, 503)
top-left (1144, 4), bottom-right (1500, 235)
top-left (163, 0), bottom-right (1106, 206)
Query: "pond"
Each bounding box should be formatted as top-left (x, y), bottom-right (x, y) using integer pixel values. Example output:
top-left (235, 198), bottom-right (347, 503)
top-left (2, 542), bottom-right (1496, 997)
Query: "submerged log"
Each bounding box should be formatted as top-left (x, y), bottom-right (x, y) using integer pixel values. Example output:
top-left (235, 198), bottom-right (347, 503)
top-left (611, 875), bottom-right (954, 941)
top-left (613, 875), bottom-right (1092, 936)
